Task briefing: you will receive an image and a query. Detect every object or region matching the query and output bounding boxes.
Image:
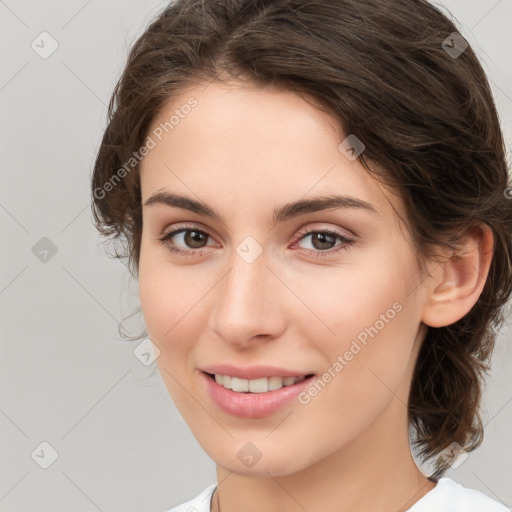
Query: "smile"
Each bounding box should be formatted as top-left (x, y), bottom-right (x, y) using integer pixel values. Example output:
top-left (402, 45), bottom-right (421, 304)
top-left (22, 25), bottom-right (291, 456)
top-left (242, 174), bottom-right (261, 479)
top-left (212, 373), bottom-right (309, 393)
top-left (201, 371), bottom-right (316, 418)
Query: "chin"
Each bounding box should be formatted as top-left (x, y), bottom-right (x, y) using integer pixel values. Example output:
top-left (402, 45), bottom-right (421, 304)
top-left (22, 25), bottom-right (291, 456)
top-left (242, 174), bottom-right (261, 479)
top-left (203, 439), bottom-right (318, 478)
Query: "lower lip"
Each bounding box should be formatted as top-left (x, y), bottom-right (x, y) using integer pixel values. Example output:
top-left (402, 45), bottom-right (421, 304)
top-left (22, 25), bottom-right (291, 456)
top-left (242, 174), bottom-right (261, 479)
top-left (200, 371), bottom-right (315, 419)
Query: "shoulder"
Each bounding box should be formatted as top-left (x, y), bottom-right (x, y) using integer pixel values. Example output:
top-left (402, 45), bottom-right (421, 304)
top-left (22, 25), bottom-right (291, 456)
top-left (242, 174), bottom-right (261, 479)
top-left (164, 483), bottom-right (217, 512)
top-left (408, 477), bottom-right (510, 512)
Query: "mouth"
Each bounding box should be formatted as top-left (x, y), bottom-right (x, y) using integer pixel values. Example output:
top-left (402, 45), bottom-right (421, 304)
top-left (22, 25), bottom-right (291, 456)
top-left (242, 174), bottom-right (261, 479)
top-left (201, 370), bottom-right (317, 418)
top-left (204, 371), bottom-right (316, 393)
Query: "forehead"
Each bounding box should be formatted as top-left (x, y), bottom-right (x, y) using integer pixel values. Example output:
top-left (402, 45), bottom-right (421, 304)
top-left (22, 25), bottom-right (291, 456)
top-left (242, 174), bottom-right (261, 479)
top-left (139, 81), bottom-right (401, 221)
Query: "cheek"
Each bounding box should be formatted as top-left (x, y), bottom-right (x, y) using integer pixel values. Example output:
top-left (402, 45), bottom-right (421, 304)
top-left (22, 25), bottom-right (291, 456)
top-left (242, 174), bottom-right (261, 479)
top-left (138, 263), bottom-right (204, 413)
top-left (139, 273), bottom-right (197, 352)
top-left (295, 256), bottom-right (412, 352)
top-left (138, 239), bottom-right (199, 342)
top-left (295, 254), bottom-right (419, 407)
top-left (138, 251), bottom-right (219, 385)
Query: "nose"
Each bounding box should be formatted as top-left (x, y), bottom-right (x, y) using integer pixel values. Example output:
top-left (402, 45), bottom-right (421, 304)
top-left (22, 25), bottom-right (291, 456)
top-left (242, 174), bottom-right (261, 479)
top-left (209, 248), bottom-right (286, 349)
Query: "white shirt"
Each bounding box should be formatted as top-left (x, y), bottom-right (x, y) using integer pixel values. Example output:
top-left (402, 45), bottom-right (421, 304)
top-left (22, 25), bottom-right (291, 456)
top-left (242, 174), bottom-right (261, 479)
top-left (165, 477), bottom-right (510, 511)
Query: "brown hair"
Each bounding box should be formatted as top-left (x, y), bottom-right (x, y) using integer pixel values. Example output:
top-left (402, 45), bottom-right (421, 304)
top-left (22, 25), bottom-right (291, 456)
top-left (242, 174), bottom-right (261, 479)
top-left (91, 0), bottom-right (512, 476)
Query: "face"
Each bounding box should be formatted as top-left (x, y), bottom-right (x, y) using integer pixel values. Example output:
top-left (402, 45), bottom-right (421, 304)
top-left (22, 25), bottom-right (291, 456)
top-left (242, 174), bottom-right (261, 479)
top-left (138, 80), bottom-right (431, 477)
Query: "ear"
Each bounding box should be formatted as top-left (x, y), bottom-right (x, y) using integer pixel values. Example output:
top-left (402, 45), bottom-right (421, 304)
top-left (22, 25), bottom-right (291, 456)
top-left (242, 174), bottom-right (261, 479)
top-left (421, 223), bottom-right (494, 328)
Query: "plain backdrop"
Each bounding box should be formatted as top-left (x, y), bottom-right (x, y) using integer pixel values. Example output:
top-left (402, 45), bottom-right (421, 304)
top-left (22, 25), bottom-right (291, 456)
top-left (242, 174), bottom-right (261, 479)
top-left (1, 1), bottom-right (511, 511)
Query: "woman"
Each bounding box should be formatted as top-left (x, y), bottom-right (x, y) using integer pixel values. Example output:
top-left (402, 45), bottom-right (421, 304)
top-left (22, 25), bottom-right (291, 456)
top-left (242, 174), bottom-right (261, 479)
top-left (91, 0), bottom-right (511, 510)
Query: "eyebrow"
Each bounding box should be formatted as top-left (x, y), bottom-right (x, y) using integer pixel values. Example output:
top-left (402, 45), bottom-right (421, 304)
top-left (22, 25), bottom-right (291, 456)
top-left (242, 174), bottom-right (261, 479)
top-left (143, 190), bottom-right (379, 223)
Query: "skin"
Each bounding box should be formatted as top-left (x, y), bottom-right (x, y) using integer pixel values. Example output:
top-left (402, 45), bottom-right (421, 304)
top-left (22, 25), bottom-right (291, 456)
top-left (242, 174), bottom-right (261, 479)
top-left (138, 80), bottom-right (493, 512)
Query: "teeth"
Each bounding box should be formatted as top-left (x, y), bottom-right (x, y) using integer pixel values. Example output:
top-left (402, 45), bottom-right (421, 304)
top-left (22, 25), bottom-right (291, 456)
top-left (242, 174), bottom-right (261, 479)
top-left (231, 377), bottom-right (249, 392)
top-left (249, 378), bottom-right (267, 393)
top-left (213, 374), bottom-right (306, 393)
top-left (269, 376), bottom-right (284, 391)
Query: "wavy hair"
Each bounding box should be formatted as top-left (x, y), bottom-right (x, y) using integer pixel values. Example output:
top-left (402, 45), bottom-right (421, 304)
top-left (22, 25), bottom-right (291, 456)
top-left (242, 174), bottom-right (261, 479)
top-left (90, 0), bottom-right (512, 475)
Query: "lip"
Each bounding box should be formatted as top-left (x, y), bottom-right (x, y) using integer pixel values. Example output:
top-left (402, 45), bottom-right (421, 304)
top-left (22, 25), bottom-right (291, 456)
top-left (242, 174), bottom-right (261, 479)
top-left (200, 363), bottom-right (312, 380)
top-left (200, 370), bottom-right (316, 418)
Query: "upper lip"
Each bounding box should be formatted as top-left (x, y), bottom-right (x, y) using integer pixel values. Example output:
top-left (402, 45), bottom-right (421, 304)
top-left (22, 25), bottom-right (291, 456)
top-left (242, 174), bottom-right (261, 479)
top-left (201, 364), bottom-right (314, 380)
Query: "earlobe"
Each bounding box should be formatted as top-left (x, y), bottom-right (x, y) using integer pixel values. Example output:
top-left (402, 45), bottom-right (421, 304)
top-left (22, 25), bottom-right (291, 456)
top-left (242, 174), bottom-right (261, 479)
top-left (421, 224), bottom-right (494, 328)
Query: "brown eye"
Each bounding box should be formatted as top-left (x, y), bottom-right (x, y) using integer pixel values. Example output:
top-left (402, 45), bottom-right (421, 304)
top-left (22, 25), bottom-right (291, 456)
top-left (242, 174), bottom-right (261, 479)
top-left (182, 229), bottom-right (209, 249)
top-left (295, 228), bottom-right (355, 259)
top-left (158, 227), bottom-right (214, 256)
top-left (309, 232), bottom-right (337, 251)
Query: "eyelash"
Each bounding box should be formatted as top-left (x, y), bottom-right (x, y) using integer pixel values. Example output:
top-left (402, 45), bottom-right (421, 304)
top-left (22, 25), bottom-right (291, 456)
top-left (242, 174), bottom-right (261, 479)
top-left (157, 224), bottom-right (355, 259)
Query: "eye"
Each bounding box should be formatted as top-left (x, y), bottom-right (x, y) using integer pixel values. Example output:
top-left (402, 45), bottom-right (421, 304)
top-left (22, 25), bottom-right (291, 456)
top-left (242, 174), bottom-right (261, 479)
top-left (158, 225), bottom-right (215, 256)
top-left (294, 228), bottom-right (354, 258)
top-left (157, 225), bottom-right (355, 258)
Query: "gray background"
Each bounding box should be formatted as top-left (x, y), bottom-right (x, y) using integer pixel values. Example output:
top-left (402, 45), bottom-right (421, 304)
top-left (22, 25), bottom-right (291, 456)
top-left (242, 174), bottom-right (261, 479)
top-left (0, 1), bottom-right (511, 511)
